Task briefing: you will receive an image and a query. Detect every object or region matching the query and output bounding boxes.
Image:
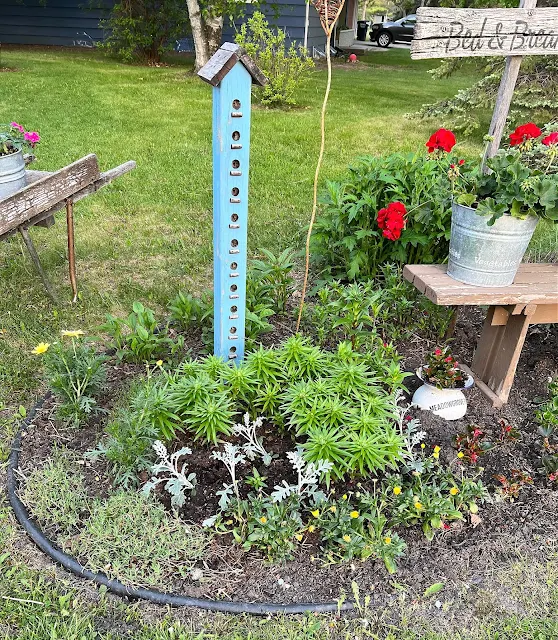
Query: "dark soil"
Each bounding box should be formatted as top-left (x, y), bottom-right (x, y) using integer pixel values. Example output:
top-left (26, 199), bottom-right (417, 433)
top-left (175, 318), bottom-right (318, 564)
top-left (16, 307), bottom-right (558, 608)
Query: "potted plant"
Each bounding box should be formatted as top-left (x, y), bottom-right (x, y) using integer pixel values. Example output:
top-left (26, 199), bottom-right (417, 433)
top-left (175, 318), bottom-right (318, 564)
top-left (0, 122), bottom-right (40, 200)
top-left (431, 123), bottom-right (558, 287)
top-left (337, 23), bottom-right (356, 47)
top-left (412, 347), bottom-right (473, 420)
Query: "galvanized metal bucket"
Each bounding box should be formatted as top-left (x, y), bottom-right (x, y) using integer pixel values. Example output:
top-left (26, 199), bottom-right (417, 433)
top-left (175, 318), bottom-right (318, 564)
top-left (0, 150), bottom-right (26, 200)
top-left (447, 202), bottom-right (539, 287)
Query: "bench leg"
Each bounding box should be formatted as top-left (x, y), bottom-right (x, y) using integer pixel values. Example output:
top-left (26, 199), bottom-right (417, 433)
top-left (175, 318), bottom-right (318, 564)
top-left (66, 198), bottom-right (78, 303)
top-left (18, 226), bottom-right (59, 305)
top-left (471, 305), bottom-right (534, 406)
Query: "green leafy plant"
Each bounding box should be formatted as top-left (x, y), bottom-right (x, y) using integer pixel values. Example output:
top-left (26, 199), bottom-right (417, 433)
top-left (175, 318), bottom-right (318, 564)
top-left (1, 121), bottom-right (40, 156)
top-left (311, 153), bottom-right (454, 281)
top-left (249, 247), bottom-right (295, 313)
top-left (142, 440), bottom-right (197, 508)
top-left (494, 470), bottom-right (533, 500)
top-left (235, 12), bottom-right (314, 106)
top-left (455, 425), bottom-right (495, 465)
top-left (130, 375), bottom-right (182, 441)
top-left (101, 302), bottom-right (181, 363)
top-left (98, 0), bottom-right (191, 64)
top-left (41, 333), bottom-right (106, 427)
top-left (535, 378), bottom-right (558, 482)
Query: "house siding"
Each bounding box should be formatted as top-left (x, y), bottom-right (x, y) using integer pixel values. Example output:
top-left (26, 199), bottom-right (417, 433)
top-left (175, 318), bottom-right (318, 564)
top-left (0, 0), bottom-right (110, 47)
top-left (0, 0), bottom-right (326, 53)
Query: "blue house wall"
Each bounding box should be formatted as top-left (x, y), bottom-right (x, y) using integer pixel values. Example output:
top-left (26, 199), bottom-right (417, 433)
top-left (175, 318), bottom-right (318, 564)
top-left (0, 0), bottom-right (326, 53)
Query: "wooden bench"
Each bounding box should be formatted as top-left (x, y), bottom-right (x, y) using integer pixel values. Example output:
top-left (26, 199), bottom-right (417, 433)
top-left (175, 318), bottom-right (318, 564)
top-left (0, 155), bottom-right (135, 303)
top-left (403, 263), bottom-right (558, 407)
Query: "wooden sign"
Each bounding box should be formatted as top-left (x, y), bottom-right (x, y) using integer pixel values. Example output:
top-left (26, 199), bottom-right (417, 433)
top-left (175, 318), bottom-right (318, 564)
top-left (411, 7), bottom-right (558, 59)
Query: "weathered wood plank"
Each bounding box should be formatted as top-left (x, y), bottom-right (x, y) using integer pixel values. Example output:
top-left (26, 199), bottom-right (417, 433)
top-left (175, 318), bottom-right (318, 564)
top-left (411, 6), bottom-right (558, 59)
top-left (0, 161), bottom-right (136, 242)
top-left (0, 155), bottom-right (100, 236)
top-left (531, 303), bottom-right (558, 324)
top-left (198, 42), bottom-right (267, 87)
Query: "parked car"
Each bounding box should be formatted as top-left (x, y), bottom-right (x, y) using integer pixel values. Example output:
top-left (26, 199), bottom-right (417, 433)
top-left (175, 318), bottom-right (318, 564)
top-left (370, 15), bottom-right (416, 47)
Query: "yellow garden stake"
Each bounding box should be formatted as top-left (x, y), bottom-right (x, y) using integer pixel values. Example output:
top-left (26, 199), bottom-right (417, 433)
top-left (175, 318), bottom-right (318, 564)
top-left (296, 0), bottom-right (346, 333)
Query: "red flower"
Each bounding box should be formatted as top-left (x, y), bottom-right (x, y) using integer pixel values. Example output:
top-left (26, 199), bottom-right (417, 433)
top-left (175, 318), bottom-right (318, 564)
top-left (445, 356), bottom-right (453, 363)
top-left (458, 159), bottom-right (465, 165)
top-left (442, 522), bottom-right (451, 531)
top-left (543, 132), bottom-right (558, 146)
top-left (426, 128), bottom-right (456, 153)
top-left (377, 201), bottom-right (407, 241)
top-left (509, 122), bottom-right (541, 146)
top-left (435, 349), bottom-right (442, 356)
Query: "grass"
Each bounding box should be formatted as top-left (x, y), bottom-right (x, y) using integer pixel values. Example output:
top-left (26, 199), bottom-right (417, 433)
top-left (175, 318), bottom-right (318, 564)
top-left (0, 45), bottom-right (484, 404)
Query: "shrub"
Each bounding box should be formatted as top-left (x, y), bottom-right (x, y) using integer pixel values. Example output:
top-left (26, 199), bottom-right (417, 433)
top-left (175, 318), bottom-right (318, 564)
top-left (311, 154), bottom-right (454, 280)
top-left (235, 12), bottom-right (314, 106)
top-left (98, 0), bottom-right (191, 64)
top-left (42, 334), bottom-right (106, 427)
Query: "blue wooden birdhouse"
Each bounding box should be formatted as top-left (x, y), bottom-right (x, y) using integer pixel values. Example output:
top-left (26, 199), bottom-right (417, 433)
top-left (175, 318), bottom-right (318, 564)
top-left (198, 43), bottom-right (267, 363)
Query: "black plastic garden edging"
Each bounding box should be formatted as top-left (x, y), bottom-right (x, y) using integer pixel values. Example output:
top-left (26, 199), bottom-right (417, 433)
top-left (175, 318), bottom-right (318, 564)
top-left (7, 393), bottom-right (354, 615)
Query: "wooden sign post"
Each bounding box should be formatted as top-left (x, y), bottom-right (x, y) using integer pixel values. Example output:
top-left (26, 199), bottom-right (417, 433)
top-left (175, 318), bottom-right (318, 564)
top-left (411, 2), bottom-right (558, 159)
top-left (198, 44), bottom-right (266, 362)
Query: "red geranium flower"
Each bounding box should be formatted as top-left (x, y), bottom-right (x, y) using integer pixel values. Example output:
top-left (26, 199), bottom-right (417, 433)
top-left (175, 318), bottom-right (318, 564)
top-left (426, 128), bottom-right (456, 153)
top-left (509, 122), bottom-right (541, 146)
top-left (435, 348), bottom-right (442, 356)
top-left (458, 159), bottom-right (465, 165)
top-left (543, 132), bottom-right (558, 146)
top-left (377, 201), bottom-right (407, 241)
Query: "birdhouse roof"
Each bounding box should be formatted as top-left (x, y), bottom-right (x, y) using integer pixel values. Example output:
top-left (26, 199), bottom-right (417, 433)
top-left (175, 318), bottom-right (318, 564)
top-left (198, 43), bottom-right (267, 87)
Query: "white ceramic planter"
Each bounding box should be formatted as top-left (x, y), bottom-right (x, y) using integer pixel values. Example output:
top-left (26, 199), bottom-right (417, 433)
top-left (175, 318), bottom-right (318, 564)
top-left (412, 367), bottom-right (474, 421)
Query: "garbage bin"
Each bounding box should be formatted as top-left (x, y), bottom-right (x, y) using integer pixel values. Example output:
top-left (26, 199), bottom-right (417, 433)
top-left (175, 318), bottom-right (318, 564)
top-left (357, 20), bottom-right (369, 41)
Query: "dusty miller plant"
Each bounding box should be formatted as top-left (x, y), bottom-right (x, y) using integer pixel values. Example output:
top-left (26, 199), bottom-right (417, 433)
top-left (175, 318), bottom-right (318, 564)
top-left (212, 443), bottom-right (246, 510)
top-left (233, 413), bottom-right (272, 466)
top-left (395, 391), bottom-right (426, 473)
top-left (271, 450), bottom-right (332, 503)
top-left (142, 441), bottom-right (196, 508)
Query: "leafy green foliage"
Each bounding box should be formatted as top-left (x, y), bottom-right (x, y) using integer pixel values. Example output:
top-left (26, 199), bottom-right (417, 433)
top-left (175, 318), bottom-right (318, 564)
top-left (385, 453), bottom-right (488, 541)
top-left (312, 154), bottom-right (454, 280)
top-left (415, 56), bottom-right (558, 135)
top-left (43, 337), bottom-right (106, 427)
top-left (457, 145), bottom-right (558, 224)
top-left (306, 265), bottom-right (453, 344)
top-left (98, 0), bottom-right (190, 64)
top-left (235, 12), bottom-right (314, 107)
top-left (250, 247), bottom-right (295, 313)
top-left (101, 302), bottom-right (182, 363)
top-left (310, 494), bottom-right (406, 573)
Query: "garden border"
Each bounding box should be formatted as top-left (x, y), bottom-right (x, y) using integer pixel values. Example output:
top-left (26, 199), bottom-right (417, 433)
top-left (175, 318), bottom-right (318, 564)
top-left (7, 393), bottom-right (354, 615)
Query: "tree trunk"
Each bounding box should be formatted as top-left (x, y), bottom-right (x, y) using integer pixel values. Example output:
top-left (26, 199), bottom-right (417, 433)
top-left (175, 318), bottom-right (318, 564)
top-left (205, 14), bottom-right (224, 57)
top-left (186, 0), bottom-right (210, 70)
top-left (361, 0), bottom-right (368, 20)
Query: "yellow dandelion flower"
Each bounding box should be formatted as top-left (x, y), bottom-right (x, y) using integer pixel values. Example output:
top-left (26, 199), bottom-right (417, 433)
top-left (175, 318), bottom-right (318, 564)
top-left (393, 486), bottom-right (402, 496)
top-left (311, 509), bottom-right (320, 518)
top-left (350, 511), bottom-right (359, 519)
top-left (329, 505), bottom-right (337, 513)
top-left (414, 502), bottom-right (423, 510)
top-left (308, 525), bottom-right (316, 533)
top-left (434, 445), bottom-right (441, 453)
top-left (342, 494), bottom-right (348, 500)
top-left (259, 516), bottom-right (267, 524)
top-left (342, 535), bottom-right (351, 543)
top-left (421, 443), bottom-right (426, 449)
top-left (61, 330), bottom-right (85, 338)
top-left (450, 487), bottom-right (459, 496)
top-left (156, 360), bottom-right (163, 367)
top-left (457, 452), bottom-right (464, 459)
top-left (32, 342), bottom-right (50, 355)
top-left (225, 520), bottom-right (233, 525)
top-left (295, 534), bottom-right (303, 541)
top-left (384, 537), bottom-right (392, 545)
top-left (433, 452), bottom-right (440, 459)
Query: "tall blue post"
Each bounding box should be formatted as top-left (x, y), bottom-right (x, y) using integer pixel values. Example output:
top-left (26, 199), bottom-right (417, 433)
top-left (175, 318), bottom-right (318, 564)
top-left (198, 43), bottom-right (266, 363)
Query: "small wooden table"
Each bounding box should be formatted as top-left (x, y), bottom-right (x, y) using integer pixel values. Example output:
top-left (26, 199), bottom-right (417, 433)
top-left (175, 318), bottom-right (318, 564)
top-left (403, 263), bottom-right (558, 407)
top-left (0, 154), bottom-right (135, 303)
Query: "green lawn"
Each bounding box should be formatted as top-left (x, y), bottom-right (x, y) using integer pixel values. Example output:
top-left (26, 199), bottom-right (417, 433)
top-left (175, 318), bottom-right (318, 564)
top-left (0, 46), bottom-right (486, 403)
top-left (1, 46), bottom-right (557, 639)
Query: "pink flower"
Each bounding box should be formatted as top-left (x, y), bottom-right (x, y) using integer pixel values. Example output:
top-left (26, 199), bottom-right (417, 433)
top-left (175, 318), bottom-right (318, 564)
top-left (24, 131), bottom-right (40, 146)
top-left (10, 122), bottom-right (25, 133)
top-left (434, 349), bottom-right (442, 356)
